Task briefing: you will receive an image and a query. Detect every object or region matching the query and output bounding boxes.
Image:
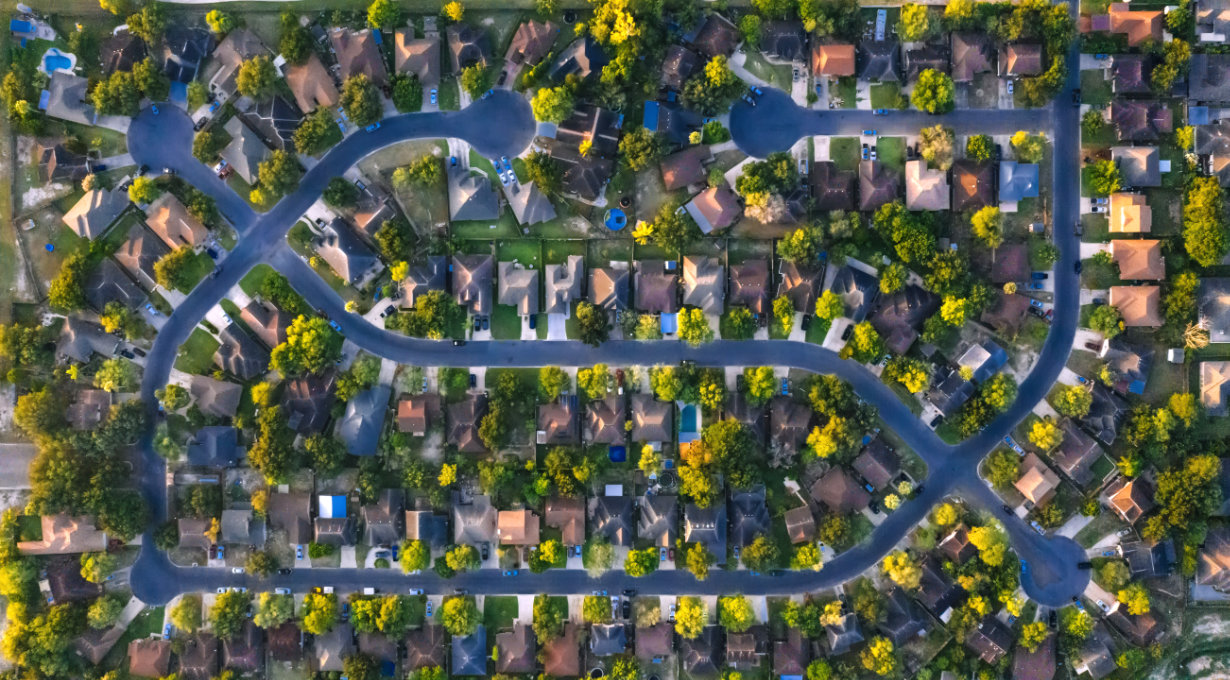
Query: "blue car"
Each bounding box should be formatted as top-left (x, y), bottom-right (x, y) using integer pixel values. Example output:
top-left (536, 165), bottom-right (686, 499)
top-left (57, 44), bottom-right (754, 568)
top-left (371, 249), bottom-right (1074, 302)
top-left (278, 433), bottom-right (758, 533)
top-left (863, 129), bottom-right (876, 136)
top-left (501, 156), bottom-right (511, 170)
top-left (162, 624), bottom-right (172, 640)
top-left (365, 122), bottom-right (382, 132)
top-left (296, 545), bottom-right (304, 560)
top-left (328, 320), bottom-right (343, 333)
top-left (151, 104), bottom-right (159, 115)
top-left (873, 108), bottom-right (888, 115)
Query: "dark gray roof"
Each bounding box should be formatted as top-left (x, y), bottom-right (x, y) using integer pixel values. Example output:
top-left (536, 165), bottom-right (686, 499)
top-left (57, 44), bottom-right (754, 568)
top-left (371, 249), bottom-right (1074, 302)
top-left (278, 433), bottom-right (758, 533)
top-left (337, 385), bottom-right (391, 456)
top-left (451, 626), bottom-right (487, 676)
top-left (186, 426), bottom-right (240, 467)
top-left (683, 502), bottom-right (727, 559)
top-left (590, 495), bottom-right (633, 546)
top-left (86, 259), bottom-right (144, 311)
top-left (729, 486), bottom-right (770, 548)
top-left (214, 323), bottom-right (268, 380)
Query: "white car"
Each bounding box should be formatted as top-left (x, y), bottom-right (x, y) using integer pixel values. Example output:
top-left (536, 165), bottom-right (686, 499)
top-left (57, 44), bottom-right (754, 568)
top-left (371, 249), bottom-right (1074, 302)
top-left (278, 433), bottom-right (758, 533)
top-left (231, 567), bottom-right (245, 574)
top-left (274, 587), bottom-right (291, 595)
top-left (409, 588), bottom-right (424, 595)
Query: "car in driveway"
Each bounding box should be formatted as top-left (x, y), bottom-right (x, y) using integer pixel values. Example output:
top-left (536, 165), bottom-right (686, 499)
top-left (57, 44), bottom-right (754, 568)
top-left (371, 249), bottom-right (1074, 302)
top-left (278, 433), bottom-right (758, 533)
top-left (162, 624), bottom-right (172, 639)
top-left (296, 545), bottom-right (304, 560)
top-left (425, 601), bottom-right (433, 617)
top-left (430, 89), bottom-right (438, 105)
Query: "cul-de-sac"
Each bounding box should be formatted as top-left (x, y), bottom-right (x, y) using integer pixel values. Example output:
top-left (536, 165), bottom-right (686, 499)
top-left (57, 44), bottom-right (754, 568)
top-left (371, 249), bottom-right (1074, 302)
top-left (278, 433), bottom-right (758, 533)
top-left (0, 0), bottom-right (1227, 677)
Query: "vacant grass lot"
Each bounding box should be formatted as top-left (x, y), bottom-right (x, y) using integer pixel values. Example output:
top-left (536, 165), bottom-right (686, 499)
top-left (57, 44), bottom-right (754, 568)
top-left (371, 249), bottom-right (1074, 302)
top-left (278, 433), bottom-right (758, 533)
top-left (174, 328), bottom-right (220, 375)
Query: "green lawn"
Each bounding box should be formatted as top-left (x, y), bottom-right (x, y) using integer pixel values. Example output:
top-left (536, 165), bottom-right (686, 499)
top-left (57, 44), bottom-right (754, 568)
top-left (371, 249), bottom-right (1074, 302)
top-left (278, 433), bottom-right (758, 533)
top-left (483, 595), bottom-right (519, 633)
top-left (1080, 257), bottom-right (1120, 290)
top-left (877, 137), bottom-right (906, 172)
top-left (869, 82), bottom-right (902, 110)
top-left (497, 240), bottom-right (541, 268)
top-left (438, 77), bottom-right (461, 111)
top-left (805, 318), bottom-right (832, 344)
top-left (829, 137), bottom-right (860, 173)
top-left (1079, 69), bottom-right (1114, 108)
top-left (832, 76), bottom-right (857, 108)
top-left (287, 221), bottom-right (315, 256)
top-left (174, 328), bottom-right (220, 375)
top-left (740, 49), bottom-right (792, 91)
top-left (16, 515), bottom-right (41, 541)
top-left (105, 606), bottom-right (164, 668)
top-left (172, 251), bottom-right (216, 293)
top-left (490, 304), bottom-right (523, 339)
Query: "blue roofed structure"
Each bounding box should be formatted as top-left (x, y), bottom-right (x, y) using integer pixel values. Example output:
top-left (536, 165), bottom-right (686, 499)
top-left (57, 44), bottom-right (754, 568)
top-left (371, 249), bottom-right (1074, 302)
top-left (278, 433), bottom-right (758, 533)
top-left (318, 495), bottom-right (347, 519)
top-left (957, 341), bottom-right (1008, 384)
top-left (998, 161), bottom-right (1039, 203)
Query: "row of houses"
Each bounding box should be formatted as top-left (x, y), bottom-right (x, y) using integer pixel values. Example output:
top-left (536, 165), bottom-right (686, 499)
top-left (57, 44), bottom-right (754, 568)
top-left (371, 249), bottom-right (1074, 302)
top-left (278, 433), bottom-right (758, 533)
top-left (809, 33), bottom-right (1046, 83)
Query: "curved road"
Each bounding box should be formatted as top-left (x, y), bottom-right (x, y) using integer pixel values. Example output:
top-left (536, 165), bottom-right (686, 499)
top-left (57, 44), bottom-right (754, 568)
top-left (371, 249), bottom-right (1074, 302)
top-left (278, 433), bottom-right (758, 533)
top-left (127, 70), bottom-right (1089, 605)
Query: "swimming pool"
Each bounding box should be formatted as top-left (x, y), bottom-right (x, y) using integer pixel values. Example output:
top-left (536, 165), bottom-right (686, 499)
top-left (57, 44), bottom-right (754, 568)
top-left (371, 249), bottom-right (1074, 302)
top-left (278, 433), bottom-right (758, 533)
top-left (678, 403), bottom-right (700, 443)
top-left (39, 47), bottom-right (75, 75)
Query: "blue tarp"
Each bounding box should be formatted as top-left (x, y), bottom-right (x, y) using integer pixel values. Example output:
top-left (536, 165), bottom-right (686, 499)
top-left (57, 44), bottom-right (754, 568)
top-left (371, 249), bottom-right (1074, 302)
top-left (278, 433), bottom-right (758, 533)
top-left (609, 445), bottom-right (626, 463)
top-left (318, 495), bottom-right (347, 519)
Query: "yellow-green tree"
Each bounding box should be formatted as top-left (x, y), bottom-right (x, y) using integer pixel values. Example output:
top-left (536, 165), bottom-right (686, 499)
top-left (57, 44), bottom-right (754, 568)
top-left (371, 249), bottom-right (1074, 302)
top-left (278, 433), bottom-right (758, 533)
top-left (718, 595), bottom-right (755, 633)
top-left (859, 636), bottom-right (898, 676)
top-left (881, 550), bottom-right (921, 589)
top-left (675, 596), bottom-right (706, 639)
top-left (1028, 418), bottom-right (1062, 450)
top-left (968, 525), bottom-right (1009, 566)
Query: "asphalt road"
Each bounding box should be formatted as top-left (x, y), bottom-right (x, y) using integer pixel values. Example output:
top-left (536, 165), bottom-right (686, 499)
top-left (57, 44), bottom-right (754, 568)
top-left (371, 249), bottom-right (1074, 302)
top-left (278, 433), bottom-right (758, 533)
top-left (125, 72), bottom-right (1090, 606)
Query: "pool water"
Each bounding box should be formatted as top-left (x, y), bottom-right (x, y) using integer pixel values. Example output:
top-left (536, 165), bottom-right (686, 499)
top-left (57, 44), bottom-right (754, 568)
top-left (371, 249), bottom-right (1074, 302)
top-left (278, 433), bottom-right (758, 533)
top-left (44, 54), bottom-right (70, 71)
top-left (679, 405), bottom-right (697, 432)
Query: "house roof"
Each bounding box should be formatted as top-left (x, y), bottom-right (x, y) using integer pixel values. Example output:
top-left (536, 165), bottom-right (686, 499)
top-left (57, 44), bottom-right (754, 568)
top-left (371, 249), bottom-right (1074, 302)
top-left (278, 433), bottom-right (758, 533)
top-left (636, 261), bottom-right (679, 313)
top-left (684, 502), bottom-right (727, 558)
top-left (1112, 146), bottom-right (1161, 187)
top-left (965, 617), bottom-right (1012, 665)
top-left (769, 396), bottom-right (811, 454)
top-left (538, 401), bottom-right (579, 444)
top-left (284, 53), bottom-right (339, 113)
top-left (774, 629), bottom-right (810, 676)
top-left (267, 622), bottom-right (302, 662)
top-left (62, 185), bottom-right (129, 240)
top-left (86, 258), bottom-right (144, 311)
top-left (1108, 2), bottom-right (1164, 46)
top-left (869, 284), bottom-right (938, 355)
top-left (454, 495), bottom-right (497, 545)
top-left (362, 489), bottom-right (405, 547)
top-left (542, 623), bottom-right (582, 675)
top-left (691, 13), bottom-right (740, 58)
top-left (879, 587), bottom-right (926, 646)
top-left (448, 392), bottom-right (489, 453)
top-left (918, 556), bottom-right (963, 615)
top-left (329, 28), bottom-right (387, 85)
top-left (661, 145), bottom-right (710, 191)
top-left (449, 168), bottom-right (500, 221)
top-left (778, 261), bottom-right (823, 313)
top-left (239, 93), bottom-right (302, 151)
top-left (1110, 239), bottom-right (1164, 280)
top-left (729, 486), bottom-right (771, 548)
top-left (268, 492), bottom-right (312, 545)
top-left (446, 23), bottom-right (490, 74)
top-left (313, 516), bottom-right (357, 546)
top-left (859, 160), bottom-right (900, 211)
top-left (662, 45), bottom-right (701, 90)
top-left (1105, 476), bottom-right (1154, 523)
top-left (115, 222), bottom-right (169, 288)
top-left (1201, 278), bottom-right (1230, 343)
top-left (939, 524), bottom-right (978, 564)
top-left (810, 160), bottom-right (856, 210)
top-left (951, 33), bottom-right (992, 81)
top-left (826, 613), bottom-right (863, 656)
top-left (636, 622), bottom-right (674, 661)
top-left (208, 28), bottom-right (269, 97)
top-left (506, 20), bottom-right (559, 66)
top-left (100, 31), bottom-right (146, 74)
top-left (590, 266), bottom-right (630, 311)
top-left (177, 516), bottom-right (212, 550)
top-left (220, 115), bottom-right (269, 185)
top-left (129, 638), bottom-right (172, 678)
top-left (405, 626), bottom-right (446, 670)
top-left (1109, 285), bottom-right (1162, 326)
top-left (727, 624), bottom-right (769, 669)
top-left (1105, 606), bottom-right (1162, 646)
top-left (1203, 361), bottom-right (1230, 416)
top-left (401, 256), bottom-right (447, 308)
top-left (591, 494), bottom-right (634, 546)
top-left (1109, 192), bottom-right (1151, 233)
top-left (495, 624), bottom-right (536, 673)
top-left (980, 291), bottom-right (1031, 336)
top-left (1110, 102), bottom-right (1172, 143)
top-left (188, 375), bottom-right (242, 418)
top-left (506, 180), bottom-right (556, 226)
top-left (549, 36), bottom-right (608, 81)
top-left (904, 44), bottom-right (947, 81)
top-left (1012, 632), bottom-right (1056, 680)
top-left (178, 633), bottom-right (219, 680)
top-left (498, 261), bottom-right (540, 315)
top-left (859, 40), bottom-right (900, 82)
top-left (991, 243), bottom-right (1030, 283)
top-left (66, 390), bottom-right (111, 431)
top-left (282, 371), bottom-right (337, 434)
top-left (999, 43), bottom-right (1043, 76)
top-left (42, 71), bottom-right (95, 126)
top-left (396, 393), bottom-right (440, 435)
top-left (312, 622), bottom-right (354, 673)
top-left (591, 623), bottom-right (628, 656)
top-left (315, 218), bottom-right (382, 285)
top-left (999, 161), bottom-right (1040, 203)
top-left (852, 437), bottom-right (900, 490)
top-left (394, 30), bottom-right (440, 86)
top-left (1111, 54), bottom-right (1151, 94)
top-left (240, 300), bottom-right (290, 348)
top-left (161, 25), bottom-right (213, 83)
top-left (214, 323), bottom-right (268, 381)
top-left (545, 495), bottom-right (585, 545)
top-left (685, 184), bottom-right (741, 234)
top-left (552, 104), bottom-right (620, 200)
top-left (74, 624), bottom-right (125, 665)
top-left (1015, 452), bottom-right (1061, 506)
top-left (404, 510), bottom-right (449, 548)
top-left (810, 467), bottom-right (871, 512)
top-left (586, 393), bottom-right (626, 445)
top-left (453, 254), bottom-right (494, 316)
top-left (905, 160), bottom-right (950, 211)
top-left (783, 505), bottom-right (815, 543)
top-left (1073, 624), bottom-right (1117, 680)
top-left (1054, 419), bottom-right (1102, 486)
top-left (1198, 526), bottom-right (1230, 590)
top-left (829, 264), bottom-right (879, 322)
top-left (146, 192), bottom-right (209, 249)
top-left (812, 42), bottom-right (855, 76)
top-left (497, 509), bottom-right (541, 545)
top-left (452, 626), bottom-right (487, 676)
top-left (185, 425), bottom-right (240, 467)
top-left (17, 514), bottom-right (106, 555)
top-left (952, 160), bottom-right (995, 212)
top-left (761, 21), bottom-right (807, 61)
top-left (682, 256), bottom-right (724, 314)
top-left (730, 260), bottom-right (769, 315)
top-left (638, 494), bottom-right (677, 547)
top-left (634, 393), bottom-right (674, 440)
top-left (36, 143), bottom-right (88, 183)
top-left (680, 626), bottom-right (722, 676)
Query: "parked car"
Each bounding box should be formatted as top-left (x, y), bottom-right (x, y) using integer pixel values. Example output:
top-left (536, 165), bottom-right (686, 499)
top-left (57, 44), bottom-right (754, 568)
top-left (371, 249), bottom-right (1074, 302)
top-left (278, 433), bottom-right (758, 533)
top-left (872, 108), bottom-right (888, 115)
top-left (862, 129), bottom-right (877, 136)
top-left (296, 545), bottom-right (304, 560)
top-left (231, 567), bottom-right (245, 574)
top-left (151, 104), bottom-right (160, 115)
top-left (425, 601), bottom-right (434, 617)
top-left (409, 588), bottom-right (424, 595)
top-left (275, 587), bottom-right (291, 595)
top-left (365, 122), bottom-right (382, 132)
top-left (430, 89), bottom-right (438, 105)
top-left (1032, 272), bottom-right (1049, 279)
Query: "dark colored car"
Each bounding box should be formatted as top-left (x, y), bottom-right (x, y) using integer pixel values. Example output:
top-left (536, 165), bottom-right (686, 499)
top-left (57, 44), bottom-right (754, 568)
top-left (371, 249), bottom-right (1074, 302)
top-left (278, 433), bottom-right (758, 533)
top-left (1075, 261), bottom-right (1083, 274)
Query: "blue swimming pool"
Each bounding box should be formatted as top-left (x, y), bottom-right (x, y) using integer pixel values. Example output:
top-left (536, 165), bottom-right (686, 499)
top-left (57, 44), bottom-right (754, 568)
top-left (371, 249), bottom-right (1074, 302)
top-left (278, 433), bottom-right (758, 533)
top-left (603, 208), bottom-right (627, 231)
top-left (41, 48), bottom-right (73, 73)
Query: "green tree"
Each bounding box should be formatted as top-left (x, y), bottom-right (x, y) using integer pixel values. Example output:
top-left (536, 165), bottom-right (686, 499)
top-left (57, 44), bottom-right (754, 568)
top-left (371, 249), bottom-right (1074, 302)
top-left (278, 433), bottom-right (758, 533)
top-left (80, 552), bottom-right (118, 584)
top-left (278, 12), bottom-right (314, 64)
top-left (301, 593), bottom-right (340, 634)
top-left (1053, 384), bottom-right (1093, 417)
top-left (634, 202), bottom-right (701, 252)
top-left (777, 226), bottom-right (818, 263)
top-left (846, 322), bottom-right (884, 363)
top-left (684, 542), bottom-right (714, 580)
top-left (742, 535), bottom-right (779, 571)
top-left (724, 307), bottom-right (756, 340)
top-left (367, 0), bottom-right (404, 29)
top-left (532, 595), bottom-right (566, 640)
top-left (718, 595), bottom-right (755, 633)
top-left (897, 3), bottom-right (935, 41)
top-left (237, 56), bottom-right (278, 99)
top-left (743, 366), bottom-right (777, 406)
top-left (1184, 177), bottom-right (1229, 267)
top-left (678, 308), bottom-right (714, 346)
top-left (879, 262), bottom-right (906, 295)
top-left (256, 149), bottom-right (302, 197)
top-left (674, 597), bottom-right (706, 639)
top-left (970, 206), bottom-right (1003, 249)
top-left (1098, 560), bottom-right (1131, 591)
top-left (985, 448), bottom-right (1020, 489)
top-left (883, 357), bottom-right (930, 393)
top-left (523, 151), bottom-right (563, 197)
top-left (966, 134), bottom-right (994, 161)
top-left (93, 358), bottom-right (136, 393)
top-left (88, 593), bottom-right (125, 629)
top-left (294, 107), bottom-right (343, 156)
top-left (128, 176), bottom-right (160, 205)
top-left (170, 595), bottom-right (202, 633)
top-left (391, 74), bottom-right (423, 112)
top-left (910, 69), bottom-right (954, 114)
top-left (1010, 131), bottom-right (1047, 164)
top-left (968, 524), bottom-right (1009, 567)
top-left (253, 593), bottom-right (294, 629)
top-left (127, 3), bottom-right (165, 43)
top-left (624, 548), bottom-right (659, 577)
top-left (815, 289), bottom-right (844, 322)
top-left (1019, 621), bottom-right (1049, 652)
top-left (583, 595), bottom-right (612, 623)
top-left (132, 56), bottom-right (170, 101)
top-left (210, 590), bottom-right (250, 638)
top-left (860, 637), bottom-right (897, 676)
top-left (323, 177), bottom-right (360, 208)
top-left (1028, 418), bottom-right (1062, 450)
top-left (682, 56), bottom-right (746, 116)
top-left (270, 315), bottom-right (343, 376)
top-left (154, 246), bottom-right (198, 292)
top-left (791, 543), bottom-right (823, 571)
top-left (539, 366), bottom-right (571, 400)
top-left (880, 550), bottom-right (921, 589)
top-left (444, 544), bottom-right (480, 573)
top-left (99, 301), bottom-right (142, 339)
top-left (459, 65), bottom-right (490, 98)
top-left (341, 74), bottom-right (382, 126)
top-left (206, 9), bottom-right (237, 34)
top-left (1087, 159), bottom-right (1122, 196)
top-left (918, 124), bottom-right (954, 171)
